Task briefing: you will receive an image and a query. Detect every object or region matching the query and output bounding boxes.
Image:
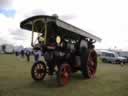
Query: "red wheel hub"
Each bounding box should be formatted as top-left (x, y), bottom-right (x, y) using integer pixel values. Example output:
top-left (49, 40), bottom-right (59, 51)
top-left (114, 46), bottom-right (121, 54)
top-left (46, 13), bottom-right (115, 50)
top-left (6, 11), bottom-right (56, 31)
top-left (59, 64), bottom-right (71, 86)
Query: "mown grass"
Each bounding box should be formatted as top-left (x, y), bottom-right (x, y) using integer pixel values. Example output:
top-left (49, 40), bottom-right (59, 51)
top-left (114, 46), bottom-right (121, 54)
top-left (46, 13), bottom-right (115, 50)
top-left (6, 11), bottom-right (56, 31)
top-left (0, 54), bottom-right (128, 96)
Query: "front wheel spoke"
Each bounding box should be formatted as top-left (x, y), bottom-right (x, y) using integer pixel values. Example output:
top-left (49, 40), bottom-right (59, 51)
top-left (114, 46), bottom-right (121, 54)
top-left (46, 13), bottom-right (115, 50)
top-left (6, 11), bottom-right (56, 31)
top-left (40, 65), bottom-right (43, 69)
top-left (39, 64), bottom-right (44, 69)
top-left (34, 69), bottom-right (44, 76)
top-left (37, 65), bottom-right (40, 69)
top-left (37, 74), bottom-right (41, 78)
top-left (34, 70), bottom-right (37, 73)
top-left (34, 72), bottom-right (37, 75)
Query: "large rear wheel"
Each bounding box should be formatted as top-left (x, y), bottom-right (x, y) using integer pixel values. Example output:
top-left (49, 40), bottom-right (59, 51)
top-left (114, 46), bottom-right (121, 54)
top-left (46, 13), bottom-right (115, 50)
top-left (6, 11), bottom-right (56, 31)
top-left (31, 61), bottom-right (47, 81)
top-left (87, 50), bottom-right (97, 78)
top-left (80, 47), bottom-right (97, 78)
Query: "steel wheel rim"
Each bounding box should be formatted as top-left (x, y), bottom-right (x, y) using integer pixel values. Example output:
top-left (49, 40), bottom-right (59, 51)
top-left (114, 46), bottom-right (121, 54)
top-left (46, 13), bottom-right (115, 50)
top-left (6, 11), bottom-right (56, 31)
top-left (87, 50), bottom-right (97, 77)
top-left (34, 64), bottom-right (45, 79)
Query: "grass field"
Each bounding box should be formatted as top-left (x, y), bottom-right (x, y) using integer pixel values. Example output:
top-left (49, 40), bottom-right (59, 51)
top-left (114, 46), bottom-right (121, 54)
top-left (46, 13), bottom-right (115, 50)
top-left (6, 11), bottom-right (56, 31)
top-left (0, 54), bottom-right (128, 96)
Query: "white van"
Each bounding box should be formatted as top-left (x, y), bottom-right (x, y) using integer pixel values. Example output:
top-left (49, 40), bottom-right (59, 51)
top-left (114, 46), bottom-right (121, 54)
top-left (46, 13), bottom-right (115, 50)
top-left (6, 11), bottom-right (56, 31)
top-left (99, 50), bottom-right (126, 64)
top-left (4, 44), bottom-right (14, 54)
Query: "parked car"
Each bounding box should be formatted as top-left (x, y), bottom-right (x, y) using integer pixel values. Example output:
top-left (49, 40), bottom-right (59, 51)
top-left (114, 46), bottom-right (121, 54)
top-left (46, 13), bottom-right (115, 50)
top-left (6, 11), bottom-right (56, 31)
top-left (99, 50), bottom-right (127, 64)
top-left (122, 56), bottom-right (128, 63)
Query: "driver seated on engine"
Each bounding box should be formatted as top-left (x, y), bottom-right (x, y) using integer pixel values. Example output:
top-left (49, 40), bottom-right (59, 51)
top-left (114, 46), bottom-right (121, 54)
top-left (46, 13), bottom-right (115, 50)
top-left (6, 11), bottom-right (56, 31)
top-left (38, 34), bottom-right (45, 44)
top-left (32, 33), bottom-right (45, 61)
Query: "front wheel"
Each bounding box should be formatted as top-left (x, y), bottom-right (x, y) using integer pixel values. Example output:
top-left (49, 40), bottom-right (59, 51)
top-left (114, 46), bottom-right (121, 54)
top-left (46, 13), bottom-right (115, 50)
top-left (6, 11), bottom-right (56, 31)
top-left (31, 61), bottom-right (47, 81)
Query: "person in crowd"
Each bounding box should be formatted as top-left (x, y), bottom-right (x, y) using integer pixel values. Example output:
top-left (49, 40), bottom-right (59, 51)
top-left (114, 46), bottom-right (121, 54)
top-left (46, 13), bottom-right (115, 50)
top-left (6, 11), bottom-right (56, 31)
top-left (15, 51), bottom-right (19, 57)
top-left (20, 49), bottom-right (25, 58)
top-left (25, 49), bottom-right (31, 62)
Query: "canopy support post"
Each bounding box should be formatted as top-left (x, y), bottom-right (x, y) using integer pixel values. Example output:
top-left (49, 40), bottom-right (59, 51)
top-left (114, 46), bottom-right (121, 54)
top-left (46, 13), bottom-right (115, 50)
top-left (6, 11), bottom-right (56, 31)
top-left (31, 21), bottom-right (34, 47)
top-left (44, 21), bottom-right (47, 45)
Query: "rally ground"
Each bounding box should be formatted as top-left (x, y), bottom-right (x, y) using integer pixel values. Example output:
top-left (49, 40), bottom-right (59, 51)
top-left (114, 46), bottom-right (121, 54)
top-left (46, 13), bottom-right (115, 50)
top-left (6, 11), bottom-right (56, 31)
top-left (0, 54), bottom-right (128, 96)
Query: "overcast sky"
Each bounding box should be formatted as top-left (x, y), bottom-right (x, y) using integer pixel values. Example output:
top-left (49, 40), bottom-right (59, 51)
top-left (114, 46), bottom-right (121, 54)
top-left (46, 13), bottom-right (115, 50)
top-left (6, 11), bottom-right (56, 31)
top-left (0, 0), bottom-right (128, 50)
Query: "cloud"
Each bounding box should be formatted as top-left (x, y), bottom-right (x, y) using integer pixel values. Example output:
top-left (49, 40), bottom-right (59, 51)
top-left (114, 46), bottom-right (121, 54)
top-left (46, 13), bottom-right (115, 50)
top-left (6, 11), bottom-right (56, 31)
top-left (10, 29), bottom-right (25, 36)
top-left (0, 0), bottom-right (128, 49)
top-left (23, 9), bottom-right (46, 19)
top-left (12, 36), bottom-right (25, 41)
top-left (0, 0), bottom-right (9, 8)
top-left (59, 14), bottom-right (76, 20)
top-left (10, 28), bottom-right (28, 41)
top-left (0, 0), bottom-right (13, 8)
top-left (0, 13), bottom-right (20, 45)
top-left (0, 38), bottom-right (8, 45)
top-left (0, 8), bottom-right (16, 17)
